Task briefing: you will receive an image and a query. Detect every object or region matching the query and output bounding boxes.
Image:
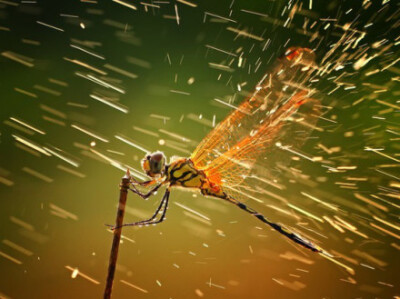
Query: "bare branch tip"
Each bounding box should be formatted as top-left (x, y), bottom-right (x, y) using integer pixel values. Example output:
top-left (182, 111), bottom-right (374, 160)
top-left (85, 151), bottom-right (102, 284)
top-left (123, 168), bottom-right (131, 179)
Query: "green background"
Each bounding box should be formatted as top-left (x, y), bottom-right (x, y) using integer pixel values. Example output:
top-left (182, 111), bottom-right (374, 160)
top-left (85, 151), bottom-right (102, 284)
top-left (0, 0), bottom-right (399, 298)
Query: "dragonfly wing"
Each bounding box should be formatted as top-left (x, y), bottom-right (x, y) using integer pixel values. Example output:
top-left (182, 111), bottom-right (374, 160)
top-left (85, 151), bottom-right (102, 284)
top-left (190, 47), bottom-right (322, 193)
top-left (204, 91), bottom-right (321, 188)
top-left (191, 47), bottom-right (317, 174)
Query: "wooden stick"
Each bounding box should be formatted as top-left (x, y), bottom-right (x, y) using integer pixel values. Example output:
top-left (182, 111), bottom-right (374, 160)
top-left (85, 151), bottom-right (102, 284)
top-left (104, 170), bottom-right (130, 299)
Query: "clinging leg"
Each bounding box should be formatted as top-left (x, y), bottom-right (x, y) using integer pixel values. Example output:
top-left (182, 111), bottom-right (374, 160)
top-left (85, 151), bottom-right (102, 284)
top-left (107, 188), bottom-right (171, 230)
top-left (130, 176), bottom-right (157, 187)
top-left (129, 183), bottom-right (162, 199)
top-left (149, 188), bottom-right (170, 225)
top-left (132, 188), bottom-right (170, 226)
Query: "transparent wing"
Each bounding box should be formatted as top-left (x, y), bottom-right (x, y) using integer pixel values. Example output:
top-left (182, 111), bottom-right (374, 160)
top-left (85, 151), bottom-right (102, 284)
top-left (191, 47), bottom-right (321, 189)
top-left (205, 93), bottom-right (321, 188)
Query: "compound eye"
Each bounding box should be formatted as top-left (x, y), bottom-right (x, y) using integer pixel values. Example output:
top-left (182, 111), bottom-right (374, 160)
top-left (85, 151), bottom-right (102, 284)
top-left (146, 155), bottom-right (151, 160)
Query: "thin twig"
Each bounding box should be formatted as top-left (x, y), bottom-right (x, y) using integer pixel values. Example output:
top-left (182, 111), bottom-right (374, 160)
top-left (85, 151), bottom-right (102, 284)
top-left (104, 169), bottom-right (130, 299)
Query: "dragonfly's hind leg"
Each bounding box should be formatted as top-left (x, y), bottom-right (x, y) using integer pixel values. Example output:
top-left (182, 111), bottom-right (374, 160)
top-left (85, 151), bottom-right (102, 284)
top-left (106, 189), bottom-right (171, 230)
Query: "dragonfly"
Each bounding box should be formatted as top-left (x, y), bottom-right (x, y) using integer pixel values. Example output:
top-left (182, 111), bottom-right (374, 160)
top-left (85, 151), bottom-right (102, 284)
top-left (109, 47), bottom-right (327, 254)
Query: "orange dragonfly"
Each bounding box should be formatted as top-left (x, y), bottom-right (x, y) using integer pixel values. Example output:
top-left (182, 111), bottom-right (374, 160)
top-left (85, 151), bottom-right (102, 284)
top-left (109, 47), bottom-right (326, 254)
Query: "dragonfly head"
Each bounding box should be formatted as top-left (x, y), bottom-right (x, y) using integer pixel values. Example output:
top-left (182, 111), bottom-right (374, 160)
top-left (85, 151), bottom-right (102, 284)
top-left (141, 151), bottom-right (167, 178)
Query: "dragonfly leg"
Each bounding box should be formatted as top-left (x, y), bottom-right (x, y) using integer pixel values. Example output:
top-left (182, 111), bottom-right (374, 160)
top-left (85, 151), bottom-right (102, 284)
top-left (223, 195), bottom-right (323, 253)
top-left (129, 183), bottom-right (162, 200)
top-left (142, 188), bottom-right (170, 226)
top-left (106, 189), bottom-right (170, 230)
top-left (130, 176), bottom-right (156, 187)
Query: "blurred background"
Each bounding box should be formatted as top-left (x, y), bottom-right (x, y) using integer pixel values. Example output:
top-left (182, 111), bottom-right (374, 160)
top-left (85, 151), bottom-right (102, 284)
top-left (0, 0), bottom-right (399, 298)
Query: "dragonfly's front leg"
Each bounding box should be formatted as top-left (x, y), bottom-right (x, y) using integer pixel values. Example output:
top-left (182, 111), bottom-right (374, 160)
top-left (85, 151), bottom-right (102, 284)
top-left (130, 176), bottom-right (156, 187)
top-left (129, 183), bottom-right (162, 200)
